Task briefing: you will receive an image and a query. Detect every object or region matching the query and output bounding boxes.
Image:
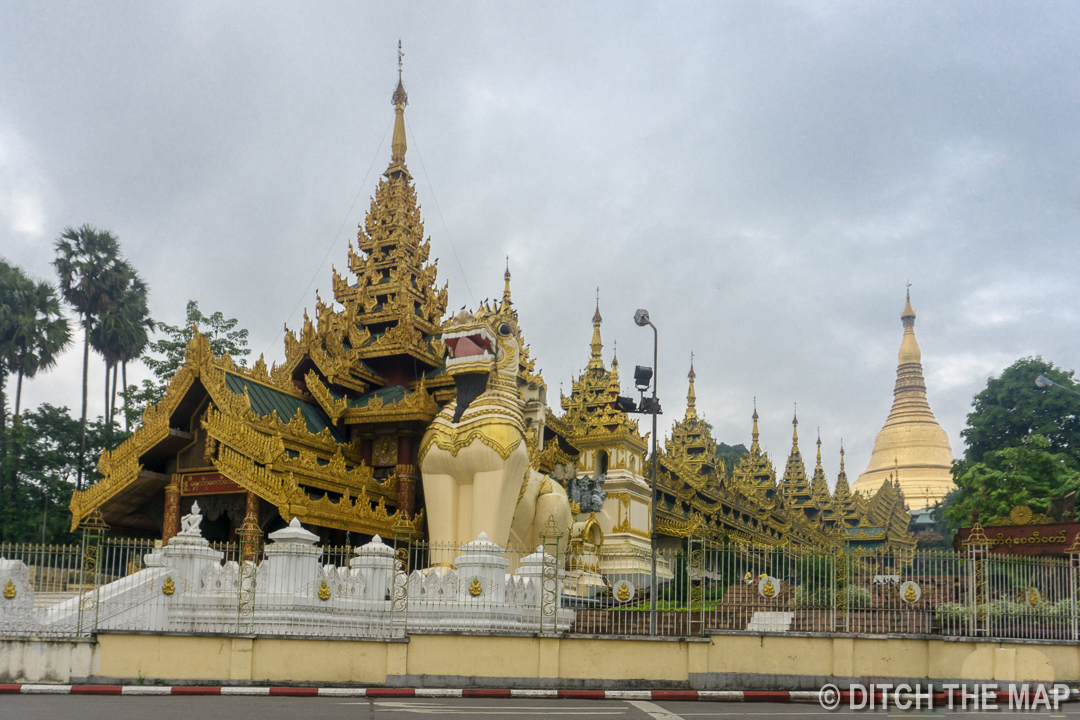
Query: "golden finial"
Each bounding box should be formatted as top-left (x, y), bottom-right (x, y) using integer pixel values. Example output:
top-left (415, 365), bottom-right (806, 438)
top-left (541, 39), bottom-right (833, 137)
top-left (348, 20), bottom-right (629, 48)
top-left (502, 258), bottom-right (512, 308)
top-left (901, 283), bottom-right (916, 323)
top-left (685, 354), bottom-right (697, 421)
top-left (815, 430), bottom-right (822, 470)
top-left (750, 400), bottom-right (761, 455)
top-left (588, 289), bottom-right (604, 370)
top-left (389, 41), bottom-right (409, 170)
top-left (791, 408), bottom-right (799, 448)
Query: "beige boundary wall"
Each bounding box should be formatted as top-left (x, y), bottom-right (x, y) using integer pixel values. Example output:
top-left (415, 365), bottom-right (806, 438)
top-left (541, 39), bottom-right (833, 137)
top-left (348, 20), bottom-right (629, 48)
top-left (3, 633), bottom-right (1078, 689)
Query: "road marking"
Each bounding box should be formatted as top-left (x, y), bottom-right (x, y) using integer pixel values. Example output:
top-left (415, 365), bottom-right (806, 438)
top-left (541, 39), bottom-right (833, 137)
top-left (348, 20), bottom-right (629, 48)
top-left (367, 700), bottom-right (625, 714)
top-left (627, 701), bottom-right (686, 720)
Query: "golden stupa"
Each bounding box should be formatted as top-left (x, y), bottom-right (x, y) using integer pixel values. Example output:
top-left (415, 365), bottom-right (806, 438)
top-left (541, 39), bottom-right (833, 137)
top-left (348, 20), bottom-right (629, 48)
top-left (853, 290), bottom-right (955, 509)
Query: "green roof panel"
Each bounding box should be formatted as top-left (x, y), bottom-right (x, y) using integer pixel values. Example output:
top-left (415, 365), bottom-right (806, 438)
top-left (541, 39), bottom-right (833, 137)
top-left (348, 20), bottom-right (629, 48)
top-left (224, 373), bottom-right (344, 443)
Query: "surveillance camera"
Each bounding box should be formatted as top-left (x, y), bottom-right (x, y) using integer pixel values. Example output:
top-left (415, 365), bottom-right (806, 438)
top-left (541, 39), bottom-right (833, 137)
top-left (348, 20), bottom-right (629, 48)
top-left (634, 309), bottom-right (650, 327)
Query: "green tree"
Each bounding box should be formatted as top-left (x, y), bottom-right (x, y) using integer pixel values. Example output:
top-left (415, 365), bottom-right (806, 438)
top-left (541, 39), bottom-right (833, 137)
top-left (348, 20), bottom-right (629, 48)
top-left (3, 268), bottom-right (72, 419)
top-left (0, 404), bottom-right (122, 543)
top-left (124, 300), bottom-right (249, 426)
top-left (89, 262), bottom-right (153, 437)
top-left (53, 225), bottom-right (128, 489)
top-left (960, 357), bottom-right (1080, 464)
top-left (946, 434), bottom-right (1079, 527)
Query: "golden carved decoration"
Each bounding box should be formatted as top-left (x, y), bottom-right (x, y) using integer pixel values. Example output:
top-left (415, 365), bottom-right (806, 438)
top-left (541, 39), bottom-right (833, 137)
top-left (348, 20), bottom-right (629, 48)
top-left (318, 581), bottom-right (332, 601)
top-left (162, 577), bottom-right (175, 596)
top-left (3, 580), bottom-right (15, 599)
top-left (1027, 587), bottom-right (1040, 607)
top-left (616, 584), bottom-right (630, 602)
top-left (762, 578), bottom-right (776, 598)
top-left (904, 584), bottom-right (917, 602)
top-left (468, 578), bottom-right (483, 597)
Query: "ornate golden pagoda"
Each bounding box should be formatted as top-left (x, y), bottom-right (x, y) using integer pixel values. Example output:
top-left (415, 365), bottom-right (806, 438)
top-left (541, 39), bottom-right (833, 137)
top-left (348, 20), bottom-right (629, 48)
top-left (558, 302), bottom-right (651, 546)
top-left (854, 290), bottom-right (955, 509)
top-left (69, 73), bottom-right (446, 542)
top-left (777, 414), bottom-right (815, 513)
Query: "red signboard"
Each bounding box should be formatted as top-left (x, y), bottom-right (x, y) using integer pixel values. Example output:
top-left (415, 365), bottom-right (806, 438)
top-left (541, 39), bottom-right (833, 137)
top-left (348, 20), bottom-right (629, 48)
top-left (180, 473), bottom-right (242, 496)
top-left (955, 523), bottom-right (1080, 556)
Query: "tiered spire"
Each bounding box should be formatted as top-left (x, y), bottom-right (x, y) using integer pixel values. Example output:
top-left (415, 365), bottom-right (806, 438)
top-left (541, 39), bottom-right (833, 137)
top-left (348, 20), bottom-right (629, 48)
top-left (779, 412), bottom-right (813, 507)
top-left (561, 298), bottom-right (640, 439)
top-left (587, 290), bottom-right (604, 371)
top-left (810, 431), bottom-right (831, 504)
top-left (323, 69), bottom-right (448, 369)
top-left (685, 356), bottom-right (697, 421)
top-left (854, 288), bottom-right (954, 508)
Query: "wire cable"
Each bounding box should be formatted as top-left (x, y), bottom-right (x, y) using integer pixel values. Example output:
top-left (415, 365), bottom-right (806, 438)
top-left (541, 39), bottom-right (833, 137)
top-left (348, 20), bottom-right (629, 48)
top-left (263, 118), bottom-right (394, 357)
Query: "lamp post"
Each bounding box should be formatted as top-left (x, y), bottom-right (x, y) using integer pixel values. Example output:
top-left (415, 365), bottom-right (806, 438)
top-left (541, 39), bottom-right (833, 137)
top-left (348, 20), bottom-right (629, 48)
top-left (633, 309), bottom-right (659, 636)
top-left (1037, 375), bottom-right (1080, 398)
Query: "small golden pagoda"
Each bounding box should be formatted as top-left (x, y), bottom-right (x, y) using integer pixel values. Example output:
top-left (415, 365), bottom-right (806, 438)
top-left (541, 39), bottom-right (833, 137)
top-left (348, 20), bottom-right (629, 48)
top-left (854, 290), bottom-right (955, 509)
top-left (557, 302), bottom-right (652, 550)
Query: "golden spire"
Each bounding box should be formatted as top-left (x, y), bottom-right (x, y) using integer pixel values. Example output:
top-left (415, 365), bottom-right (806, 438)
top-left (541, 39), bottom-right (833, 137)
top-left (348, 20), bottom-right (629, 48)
top-left (587, 289), bottom-right (604, 371)
top-left (502, 258), bottom-right (512, 308)
top-left (854, 287), bottom-right (954, 509)
top-left (750, 400), bottom-right (761, 455)
top-left (389, 40), bottom-right (409, 174)
top-left (810, 429), bottom-right (830, 505)
top-left (791, 408), bottom-right (799, 449)
top-left (685, 354), bottom-right (697, 421)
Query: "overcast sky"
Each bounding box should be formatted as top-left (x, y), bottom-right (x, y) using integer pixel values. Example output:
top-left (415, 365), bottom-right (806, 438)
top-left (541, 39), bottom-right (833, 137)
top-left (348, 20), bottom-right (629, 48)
top-left (2, 2), bottom-right (1079, 488)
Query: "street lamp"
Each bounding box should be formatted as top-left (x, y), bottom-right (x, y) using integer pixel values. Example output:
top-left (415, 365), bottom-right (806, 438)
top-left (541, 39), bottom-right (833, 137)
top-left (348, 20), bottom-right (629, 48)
top-left (633, 308), bottom-right (660, 637)
top-left (1037, 375), bottom-right (1080, 398)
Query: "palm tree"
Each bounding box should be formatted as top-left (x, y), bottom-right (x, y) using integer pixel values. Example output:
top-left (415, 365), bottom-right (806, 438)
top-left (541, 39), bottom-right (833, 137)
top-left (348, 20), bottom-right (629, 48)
top-left (90, 263), bottom-right (153, 437)
top-left (7, 276), bottom-right (71, 419)
top-left (53, 225), bottom-right (127, 489)
top-left (0, 260), bottom-right (71, 540)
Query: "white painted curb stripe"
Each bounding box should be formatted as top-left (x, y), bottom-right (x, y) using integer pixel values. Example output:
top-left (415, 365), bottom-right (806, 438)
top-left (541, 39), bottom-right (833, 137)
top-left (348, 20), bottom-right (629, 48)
top-left (416, 688), bottom-right (463, 697)
top-left (121, 686), bottom-right (172, 695)
top-left (787, 691), bottom-right (820, 703)
top-left (318, 688), bottom-right (367, 696)
top-left (221, 687), bottom-right (271, 695)
top-left (20, 685), bottom-right (72, 694)
top-left (605, 691), bottom-right (653, 700)
top-left (510, 689), bottom-right (558, 698)
top-left (697, 691), bottom-right (744, 701)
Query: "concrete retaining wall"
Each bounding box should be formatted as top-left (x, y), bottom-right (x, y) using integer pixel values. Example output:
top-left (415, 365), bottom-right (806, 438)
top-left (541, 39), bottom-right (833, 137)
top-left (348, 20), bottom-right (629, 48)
top-left (2, 632), bottom-right (1077, 689)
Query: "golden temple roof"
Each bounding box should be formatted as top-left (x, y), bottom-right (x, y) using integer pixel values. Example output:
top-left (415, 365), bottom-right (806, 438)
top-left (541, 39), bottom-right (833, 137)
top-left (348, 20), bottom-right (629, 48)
top-left (853, 290), bottom-right (954, 509)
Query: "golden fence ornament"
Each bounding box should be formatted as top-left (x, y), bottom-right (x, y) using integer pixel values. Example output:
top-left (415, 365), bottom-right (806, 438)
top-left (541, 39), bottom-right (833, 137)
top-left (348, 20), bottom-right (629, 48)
top-left (318, 581), bottom-right (332, 601)
top-left (468, 578), bottom-right (483, 597)
top-left (162, 577), bottom-right (175, 596)
top-left (3, 580), bottom-right (15, 599)
top-left (613, 580), bottom-right (634, 602)
top-left (759, 575), bottom-right (780, 599)
top-left (900, 580), bottom-right (921, 603)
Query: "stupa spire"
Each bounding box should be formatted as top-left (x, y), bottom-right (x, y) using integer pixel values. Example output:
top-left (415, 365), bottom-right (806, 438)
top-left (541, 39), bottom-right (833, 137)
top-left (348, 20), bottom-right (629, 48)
top-left (389, 40), bottom-right (409, 175)
top-left (685, 354), bottom-right (697, 421)
top-left (587, 288), bottom-right (604, 371)
top-left (750, 400), bottom-right (761, 455)
top-left (502, 258), bottom-right (513, 308)
top-left (854, 288), bottom-right (954, 509)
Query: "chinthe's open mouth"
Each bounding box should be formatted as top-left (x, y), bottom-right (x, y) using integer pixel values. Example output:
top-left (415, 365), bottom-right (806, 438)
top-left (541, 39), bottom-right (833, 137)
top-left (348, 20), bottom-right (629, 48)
top-left (444, 327), bottom-right (495, 366)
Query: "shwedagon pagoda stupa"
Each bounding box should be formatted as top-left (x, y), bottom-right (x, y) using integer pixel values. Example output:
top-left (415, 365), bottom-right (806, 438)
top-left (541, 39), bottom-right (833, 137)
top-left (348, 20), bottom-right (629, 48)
top-left (853, 291), bottom-right (955, 510)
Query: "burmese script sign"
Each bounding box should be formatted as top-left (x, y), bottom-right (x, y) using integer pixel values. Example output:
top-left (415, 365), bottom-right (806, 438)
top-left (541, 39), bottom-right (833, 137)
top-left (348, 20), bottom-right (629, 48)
top-left (180, 473), bottom-right (242, 496)
top-left (955, 524), bottom-right (1080, 556)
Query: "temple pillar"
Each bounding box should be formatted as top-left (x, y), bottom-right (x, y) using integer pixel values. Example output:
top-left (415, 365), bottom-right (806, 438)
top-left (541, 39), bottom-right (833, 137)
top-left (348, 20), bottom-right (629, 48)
top-left (397, 434), bottom-right (418, 517)
top-left (239, 490), bottom-right (263, 562)
top-left (163, 474), bottom-right (181, 545)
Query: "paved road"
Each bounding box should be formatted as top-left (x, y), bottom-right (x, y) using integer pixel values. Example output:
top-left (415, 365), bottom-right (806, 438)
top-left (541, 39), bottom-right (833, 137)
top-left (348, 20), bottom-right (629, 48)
top-left (1, 696), bottom-right (1077, 719)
